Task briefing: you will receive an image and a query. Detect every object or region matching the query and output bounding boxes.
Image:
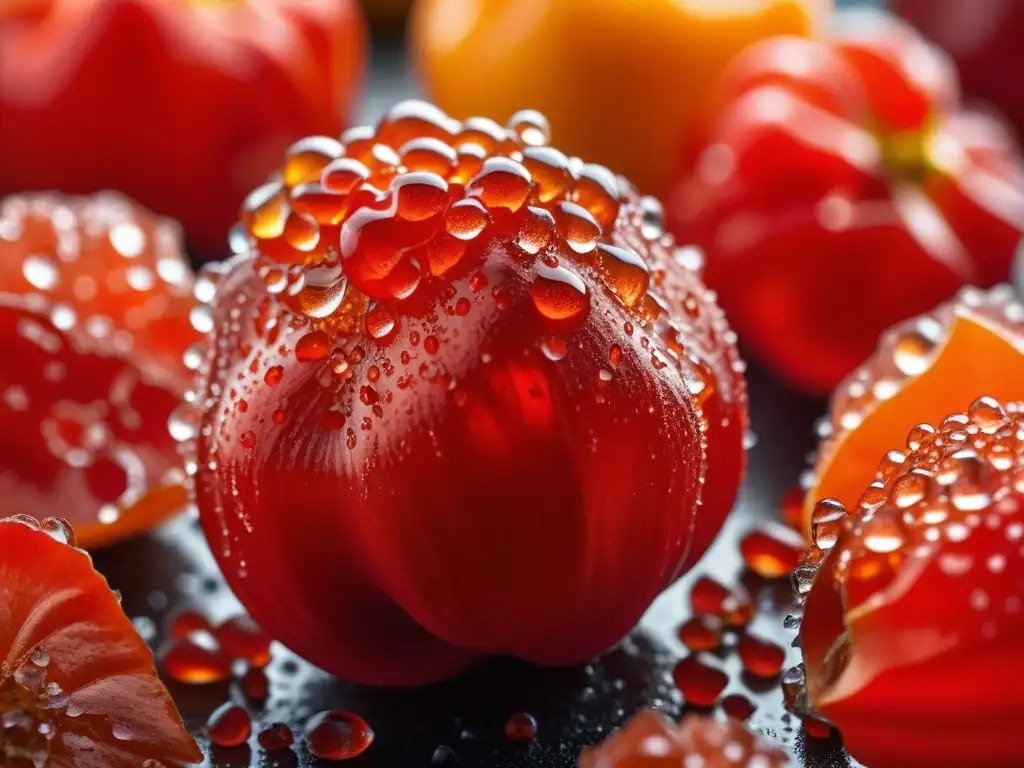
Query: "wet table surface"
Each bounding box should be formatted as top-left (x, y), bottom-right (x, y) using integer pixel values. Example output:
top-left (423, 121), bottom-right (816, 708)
top-left (92, 33), bottom-right (865, 768)
top-left (93, 364), bottom-right (856, 768)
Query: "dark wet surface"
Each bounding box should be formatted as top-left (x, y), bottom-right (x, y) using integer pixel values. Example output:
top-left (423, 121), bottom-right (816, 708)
top-left (93, 364), bottom-right (856, 768)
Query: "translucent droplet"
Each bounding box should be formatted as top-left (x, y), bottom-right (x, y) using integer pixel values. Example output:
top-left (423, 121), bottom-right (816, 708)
top-left (530, 261), bottom-right (589, 322)
top-left (444, 198), bottom-right (489, 240)
top-left (23, 254), bottom-right (59, 291)
top-left (893, 329), bottom-right (936, 376)
top-left (41, 518), bottom-right (75, 548)
top-left (168, 405), bottom-right (199, 443)
top-left (507, 109), bottom-right (550, 147)
top-left (466, 157), bottom-right (532, 211)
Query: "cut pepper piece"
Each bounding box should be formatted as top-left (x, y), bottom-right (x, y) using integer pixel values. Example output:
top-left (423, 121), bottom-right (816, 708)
top-left (804, 286), bottom-right (1024, 537)
top-left (0, 515), bottom-right (202, 767)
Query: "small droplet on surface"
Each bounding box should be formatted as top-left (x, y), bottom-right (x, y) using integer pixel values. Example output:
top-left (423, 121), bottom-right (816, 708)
top-left (41, 517), bottom-right (75, 547)
top-left (738, 634), bottom-right (786, 678)
top-left (305, 710), bottom-right (374, 760)
top-left (893, 329), bottom-right (936, 375)
top-left (720, 694), bottom-right (756, 721)
top-left (207, 702), bottom-right (251, 748)
top-left (159, 635), bottom-right (231, 685)
top-left (739, 524), bottom-right (804, 578)
top-left (296, 331), bottom-right (330, 362)
top-left (431, 745), bottom-right (461, 766)
top-left (264, 366), bottom-right (284, 386)
top-left (689, 576), bottom-right (753, 627)
top-left (677, 614), bottom-right (722, 651)
top-left (167, 609), bottom-right (215, 640)
top-left (239, 667), bottom-right (270, 702)
top-left (530, 261), bottom-right (589, 322)
top-left (541, 335), bottom-right (567, 362)
top-left (217, 615), bottom-right (272, 667)
top-left (673, 655), bottom-right (728, 707)
top-left (504, 711), bottom-right (538, 742)
top-left (258, 723), bottom-right (294, 751)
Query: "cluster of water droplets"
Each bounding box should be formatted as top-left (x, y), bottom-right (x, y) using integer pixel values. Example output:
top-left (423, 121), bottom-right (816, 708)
top-left (0, 194), bottom-right (194, 530)
top-left (175, 101), bottom-right (742, 475)
top-left (783, 395), bottom-right (1024, 717)
top-left (806, 284), bottom-right (1024, 467)
top-left (0, 518), bottom-right (78, 768)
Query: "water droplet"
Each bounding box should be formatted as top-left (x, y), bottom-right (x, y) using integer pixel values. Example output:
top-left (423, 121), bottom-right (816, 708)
top-left (168, 405), bottom-right (199, 443)
top-left (893, 329), bottom-right (936, 375)
top-left (283, 135), bottom-right (343, 187)
top-left (530, 261), bottom-right (589, 322)
top-left (207, 702), bottom-right (251, 748)
top-left (969, 396), bottom-right (1009, 434)
top-left (811, 498), bottom-right (846, 549)
top-left (323, 156), bottom-right (372, 195)
top-left (305, 711), bottom-right (375, 760)
top-left (41, 518), bottom-right (75, 548)
top-left (264, 366), bottom-right (284, 386)
top-left (466, 157), bottom-right (532, 211)
top-left (444, 198), bottom-right (489, 240)
top-left (594, 243), bottom-right (649, 308)
top-left (541, 335), bottom-right (567, 361)
top-left (241, 182), bottom-right (288, 240)
top-left (677, 614), bottom-right (722, 651)
top-left (296, 330), bottom-right (330, 362)
top-left (553, 201), bottom-right (601, 254)
top-left (508, 109), bottom-right (550, 147)
top-left (22, 254), bottom-right (59, 291)
top-left (672, 655), bottom-right (727, 707)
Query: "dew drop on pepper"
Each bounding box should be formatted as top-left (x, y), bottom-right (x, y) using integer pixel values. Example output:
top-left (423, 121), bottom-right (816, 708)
top-left (892, 329), bottom-right (937, 376)
top-left (466, 157), bottom-right (532, 211)
top-left (322, 157), bottom-right (370, 195)
top-left (305, 710), bottom-right (374, 760)
top-left (444, 198), bottom-right (489, 240)
top-left (530, 262), bottom-right (589, 322)
top-left (295, 330), bottom-right (329, 362)
top-left (242, 182), bottom-right (288, 240)
top-left (365, 301), bottom-right (398, 341)
top-left (207, 702), bottom-right (251, 748)
top-left (40, 517), bottom-right (75, 547)
top-left (594, 243), bottom-right (649, 308)
top-left (553, 201), bottom-right (601, 254)
top-left (672, 655), bottom-right (728, 707)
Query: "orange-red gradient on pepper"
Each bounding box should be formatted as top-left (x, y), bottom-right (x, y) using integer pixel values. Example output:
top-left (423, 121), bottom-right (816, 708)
top-left (410, 0), bottom-right (830, 195)
top-left (0, 0), bottom-right (366, 255)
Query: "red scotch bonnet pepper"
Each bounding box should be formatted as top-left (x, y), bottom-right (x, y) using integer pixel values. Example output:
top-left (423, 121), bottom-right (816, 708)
top-left (178, 101), bottom-right (748, 685)
top-left (666, 9), bottom-right (1024, 395)
top-left (0, 0), bottom-right (366, 255)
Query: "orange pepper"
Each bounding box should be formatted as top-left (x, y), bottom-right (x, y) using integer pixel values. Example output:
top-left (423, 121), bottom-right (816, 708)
top-left (411, 0), bottom-right (830, 194)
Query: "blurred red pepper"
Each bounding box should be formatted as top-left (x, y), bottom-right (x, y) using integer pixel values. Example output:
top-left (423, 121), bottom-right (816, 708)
top-left (665, 9), bottom-right (1024, 395)
top-left (0, 0), bottom-right (366, 256)
top-left (892, 0), bottom-right (1024, 145)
